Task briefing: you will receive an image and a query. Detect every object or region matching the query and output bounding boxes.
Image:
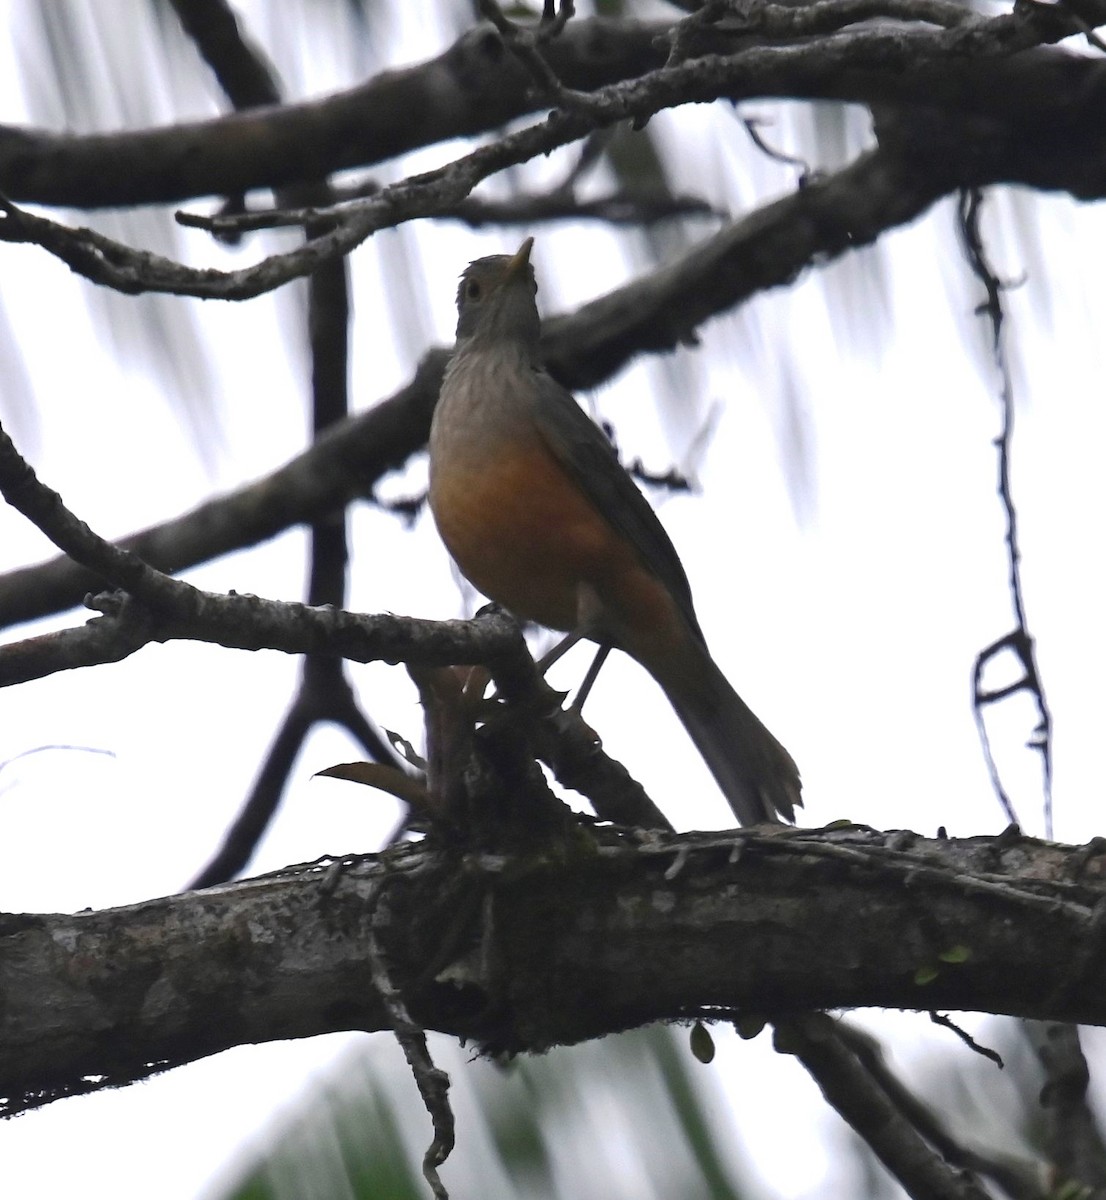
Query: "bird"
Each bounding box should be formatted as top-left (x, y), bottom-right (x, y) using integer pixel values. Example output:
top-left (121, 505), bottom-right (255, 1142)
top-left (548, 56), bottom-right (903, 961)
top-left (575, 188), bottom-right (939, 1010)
top-left (427, 238), bottom-right (801, 825)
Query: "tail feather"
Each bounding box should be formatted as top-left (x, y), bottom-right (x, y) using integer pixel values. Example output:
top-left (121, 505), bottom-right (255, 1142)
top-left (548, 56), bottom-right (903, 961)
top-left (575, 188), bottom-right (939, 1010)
top-left (659, 649), bottom-right (801, 826)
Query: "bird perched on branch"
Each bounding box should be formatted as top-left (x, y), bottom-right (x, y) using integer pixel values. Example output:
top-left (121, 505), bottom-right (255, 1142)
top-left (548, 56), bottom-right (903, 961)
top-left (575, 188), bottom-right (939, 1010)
top-left (428, 238), bottom-right (801, 825)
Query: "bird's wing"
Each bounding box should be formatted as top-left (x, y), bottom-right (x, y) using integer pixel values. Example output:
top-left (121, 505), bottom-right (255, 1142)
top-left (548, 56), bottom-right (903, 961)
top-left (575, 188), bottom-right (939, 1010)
top-left (528, 367), bottom-right (704, 641)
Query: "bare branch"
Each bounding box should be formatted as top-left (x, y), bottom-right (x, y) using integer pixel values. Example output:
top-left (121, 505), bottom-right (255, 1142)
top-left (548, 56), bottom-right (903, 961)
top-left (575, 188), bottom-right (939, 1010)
top-left (928, 1010), bottom-right (1005, 1068)
top-left (0, 18), bottom-right (666, 209)
top-left (777, 1014), bottom-right (991, 1200)
top-left (959, 189), bottom-right (1054, 837)
top-left (1023, 1021), bottom-right (1106, 1192)
top-left (367, 877), bottom-right (456, 1199)
top-left (0, 421), bottom-right (181, 606)
top-left (834, 1019), bottom-right (1047, 1199)
top-left (0, 587), bottom-right (534, 686)
top-left (0, 7), bottom-right (1095, 300)
top-left (177, 185), bottom-right (720, 236)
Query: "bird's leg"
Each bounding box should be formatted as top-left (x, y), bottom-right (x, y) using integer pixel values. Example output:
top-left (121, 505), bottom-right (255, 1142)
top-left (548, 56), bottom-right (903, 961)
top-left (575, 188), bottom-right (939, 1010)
top-left (535, 583), bottom-right (614, 713)
top-left (570, 643), bottom-right (611, 714)
top-left (534, 628), bottom-right (585, 674)
top-left (534, 630), bottom-right (611, 712)
top-left (557, 583), bottom-right (616, 713)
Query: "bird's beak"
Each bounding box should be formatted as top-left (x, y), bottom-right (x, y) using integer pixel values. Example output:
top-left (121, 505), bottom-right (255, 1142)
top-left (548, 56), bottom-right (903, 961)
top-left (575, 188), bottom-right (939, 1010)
top-left (504, 237), bottom-right (534, 281)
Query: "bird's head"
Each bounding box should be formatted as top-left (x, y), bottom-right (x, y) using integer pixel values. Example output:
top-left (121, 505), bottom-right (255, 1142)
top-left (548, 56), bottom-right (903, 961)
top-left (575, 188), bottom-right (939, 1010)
top-left (454, 237), bottom-right (540, 346)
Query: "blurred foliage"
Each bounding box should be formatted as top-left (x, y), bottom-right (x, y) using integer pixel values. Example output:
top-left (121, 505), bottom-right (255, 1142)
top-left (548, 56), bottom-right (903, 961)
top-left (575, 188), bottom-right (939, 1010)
top-left (212, 1025), bottom-right (758, 1200)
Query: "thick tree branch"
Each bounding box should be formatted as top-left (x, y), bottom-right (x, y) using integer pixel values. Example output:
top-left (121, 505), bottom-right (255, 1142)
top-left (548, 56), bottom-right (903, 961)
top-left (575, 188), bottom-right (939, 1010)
top-left (4, 825), bottom-right (1106, 1118)
top-left (1, 6), bottom-right (1100, 300)
top-left (2, 14), bottom-right (1103, 216)
top-left (0, 18), bottom-right (667, 209)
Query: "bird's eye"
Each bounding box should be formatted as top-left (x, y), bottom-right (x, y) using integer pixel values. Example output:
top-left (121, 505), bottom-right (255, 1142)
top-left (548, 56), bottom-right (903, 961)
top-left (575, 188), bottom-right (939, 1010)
top-left (465, 279), bottom-right (482, 301)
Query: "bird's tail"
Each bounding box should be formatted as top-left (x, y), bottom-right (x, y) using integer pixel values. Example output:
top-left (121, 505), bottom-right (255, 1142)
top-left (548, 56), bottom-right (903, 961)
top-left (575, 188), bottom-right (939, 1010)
top-left (656, 643), bottom-right (801, 826)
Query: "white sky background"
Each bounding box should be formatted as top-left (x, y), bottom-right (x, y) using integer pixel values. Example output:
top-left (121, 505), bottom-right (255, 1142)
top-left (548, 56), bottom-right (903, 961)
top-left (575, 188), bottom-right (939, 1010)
top-left (1, 1), bottom-right (1106, 1197)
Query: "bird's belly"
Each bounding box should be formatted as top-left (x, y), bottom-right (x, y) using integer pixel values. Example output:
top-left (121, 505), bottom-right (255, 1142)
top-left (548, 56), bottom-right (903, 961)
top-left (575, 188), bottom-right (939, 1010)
top-left (430, 443), bottom-right (623, 633)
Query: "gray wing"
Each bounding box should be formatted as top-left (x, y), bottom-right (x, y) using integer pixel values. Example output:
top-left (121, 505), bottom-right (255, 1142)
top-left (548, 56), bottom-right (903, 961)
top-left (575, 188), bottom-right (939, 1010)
top-left (529, 367), bottom-right (704, 642)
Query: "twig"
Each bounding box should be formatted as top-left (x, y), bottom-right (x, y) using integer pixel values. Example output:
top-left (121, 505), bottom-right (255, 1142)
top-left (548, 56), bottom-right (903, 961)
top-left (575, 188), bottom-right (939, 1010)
top-left (929, 1011), bottom-right (1004, 1068)
top-left (626, 459), bottom-right (694, 494)
top-left (178, 186), bottom-right (718, 236)
top-left (0, 421), bottom-right (176, 605)
top-left (478, 0), bottom-right (590, 111)
top-left (958, 188), bottom-right (1054, 837)
top-left (367, 882), bottom-right (454, 1200)
top-left (742, 115), bottom-right (817, 185)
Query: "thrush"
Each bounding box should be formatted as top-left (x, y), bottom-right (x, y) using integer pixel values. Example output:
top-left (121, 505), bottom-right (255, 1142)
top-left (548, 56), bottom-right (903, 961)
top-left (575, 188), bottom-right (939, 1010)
top-left (428, 238), bottom-right (801, 825)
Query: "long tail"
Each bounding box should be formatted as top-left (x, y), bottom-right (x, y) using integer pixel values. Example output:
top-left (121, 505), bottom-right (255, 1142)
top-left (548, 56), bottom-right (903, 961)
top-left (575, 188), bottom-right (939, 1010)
top-left (656, 643), bottom-right (801, 826)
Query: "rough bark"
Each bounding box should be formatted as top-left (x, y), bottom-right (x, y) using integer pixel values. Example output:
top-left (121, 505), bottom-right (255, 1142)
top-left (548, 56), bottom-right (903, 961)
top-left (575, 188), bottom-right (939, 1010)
top-left (4, 825), bottom-right (1106, 1114)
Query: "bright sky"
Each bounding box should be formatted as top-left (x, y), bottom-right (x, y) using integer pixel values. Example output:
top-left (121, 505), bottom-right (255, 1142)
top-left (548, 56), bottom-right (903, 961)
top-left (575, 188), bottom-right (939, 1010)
top-left (3, 4), bottom-right (1106, 1198)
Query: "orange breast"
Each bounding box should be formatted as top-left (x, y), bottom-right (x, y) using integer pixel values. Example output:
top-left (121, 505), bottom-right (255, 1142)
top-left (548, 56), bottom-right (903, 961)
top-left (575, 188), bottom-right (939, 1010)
top-left (431, 441), bottom-right (601, 630)
top-left (429, 438), bottom-right (690, 671)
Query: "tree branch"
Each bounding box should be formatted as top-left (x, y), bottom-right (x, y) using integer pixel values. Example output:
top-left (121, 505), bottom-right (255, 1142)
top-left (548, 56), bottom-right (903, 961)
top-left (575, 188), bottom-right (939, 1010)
top-left (776, 1014), bottom-right (992, 1200)
top-left (1023, 1020), bottom-right (1106, 1191)
top-left (4, 825), bottom-right (1106, 1117)
top-left (833, 1018), bottom-right (1048, 1199)
top-left (3, 14), bottom-right (1104, 216)
top-left (0, 18), bottom-right (668, 208)
top-left (1, 6), bottom-right (1099, 300)
top-left (177, 185), bottom-right (721, 235)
